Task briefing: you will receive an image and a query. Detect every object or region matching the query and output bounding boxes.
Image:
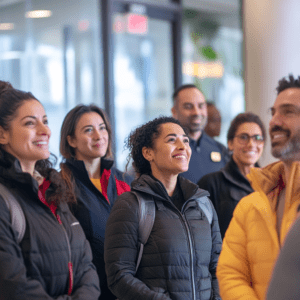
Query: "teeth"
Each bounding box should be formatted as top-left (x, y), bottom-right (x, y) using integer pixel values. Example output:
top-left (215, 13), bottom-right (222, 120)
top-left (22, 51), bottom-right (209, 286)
top-left (174, 155), bottom-right (186, 159)
top-left (273, 134), bottom-right (286, 139)
top-left (34, 141), bottom-right (47, 145)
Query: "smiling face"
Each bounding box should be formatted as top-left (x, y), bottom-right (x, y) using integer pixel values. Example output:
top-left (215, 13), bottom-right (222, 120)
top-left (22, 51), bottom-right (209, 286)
top-left (269, 88), bottom-right (300, 162)
top-left (172, 87), bottom-right (207, 141)
top-left (0, 99), bottom-right (51, 173)
top-left (142, 122), bottom-right (191, 180)
top-left (67, 112), bottom-right (109, 162)
top-left (228, 122), bottom-right (264, 169)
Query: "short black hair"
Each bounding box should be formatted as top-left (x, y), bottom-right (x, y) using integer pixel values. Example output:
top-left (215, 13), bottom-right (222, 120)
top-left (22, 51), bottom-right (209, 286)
top-left (206, 101), bottom-right (215, 107)
top-left (172, 84), bottom-right (198, 104)
top-left (126, 116), bottom-right (186, 175)
top-left (276, 74), bottom-right (300, 95)
top-left (227, 112), bottom-right (266, 143)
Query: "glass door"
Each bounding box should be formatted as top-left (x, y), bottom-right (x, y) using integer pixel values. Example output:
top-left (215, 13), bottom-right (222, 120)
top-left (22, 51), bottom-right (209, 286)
top-left (102, 1), bottom-right (182, 170)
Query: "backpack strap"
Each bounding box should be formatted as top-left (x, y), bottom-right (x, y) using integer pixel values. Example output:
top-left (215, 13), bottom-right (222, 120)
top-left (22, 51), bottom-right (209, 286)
top-left (0, 183), bottom-right (26, 243)
top-left (131, 191), bottom-right (155, 273)
top-left (195, 196), bottom-right (213, 225)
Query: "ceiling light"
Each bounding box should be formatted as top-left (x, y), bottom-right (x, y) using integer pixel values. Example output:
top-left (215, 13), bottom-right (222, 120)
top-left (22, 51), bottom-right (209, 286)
top-left (183, 61), bottom-right (224, 79)
top-left (25, 10), bottom-right (52, 19)
top-left (0, 23), bottom-right (14, 30)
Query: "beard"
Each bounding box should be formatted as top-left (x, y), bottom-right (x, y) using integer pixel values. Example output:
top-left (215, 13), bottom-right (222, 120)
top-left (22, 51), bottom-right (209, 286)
top-left (188, 115), bottom-right (208, 133)
top-left (271, 127), bottom-right (300, 161)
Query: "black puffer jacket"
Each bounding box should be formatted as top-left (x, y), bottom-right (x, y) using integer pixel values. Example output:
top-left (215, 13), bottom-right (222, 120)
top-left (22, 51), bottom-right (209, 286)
top-left (104, 174), bottom-right (222, 300)
top-left (0, 151), bottom-right (100, 299)
top-left (197, 156), bottom-right (254, 238)
top-left (63, 158), bottom-right (132, 300)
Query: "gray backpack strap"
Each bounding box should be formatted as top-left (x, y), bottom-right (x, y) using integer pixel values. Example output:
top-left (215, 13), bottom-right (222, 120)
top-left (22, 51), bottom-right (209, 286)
top-left (195, 196), bottom-right (213, 225)
top-left (0, 183), bottom-right (26, 243)
top-left (132, 191), bottom-right (155, 272)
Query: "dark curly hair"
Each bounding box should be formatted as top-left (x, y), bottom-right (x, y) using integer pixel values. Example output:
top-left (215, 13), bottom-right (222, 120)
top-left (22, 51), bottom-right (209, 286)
top-left (0, 80), bottom-right (75, 204)
top-left (227, 112), bottom-right (266, 143)
top-left (126, 116), bottom-right (186, 175)
top-left (276, 74), bottom-right (300, 95)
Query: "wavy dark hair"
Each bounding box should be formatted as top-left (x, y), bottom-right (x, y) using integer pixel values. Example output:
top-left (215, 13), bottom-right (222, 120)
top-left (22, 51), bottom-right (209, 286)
top-left (126, 116), bottom-right (186, 176)
top-left (227, 112), bottom-right (266, 143)
top-left (276, 74), bottom-right (300, 95)
top-left (0, 80), bottom-right (75, 204)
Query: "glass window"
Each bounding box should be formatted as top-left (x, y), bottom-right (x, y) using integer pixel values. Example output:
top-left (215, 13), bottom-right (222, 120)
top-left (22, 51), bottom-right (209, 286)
top-left (182, 3), bottom-right (244, 145)
top-left (0, 0), bottom-right (103, 162)
top-left (113, 13), bottom-right (173, 169)
top-left (128, 0), bottom-right (173, 4)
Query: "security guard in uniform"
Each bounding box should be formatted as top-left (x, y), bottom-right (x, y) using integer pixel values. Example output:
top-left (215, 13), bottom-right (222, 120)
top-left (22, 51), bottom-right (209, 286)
top-left (172, 84), bottom-right (229, 183)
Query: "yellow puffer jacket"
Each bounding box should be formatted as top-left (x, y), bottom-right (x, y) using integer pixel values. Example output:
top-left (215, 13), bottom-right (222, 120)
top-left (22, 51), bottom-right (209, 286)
top-left (217, 161), bottom-right (300, 300)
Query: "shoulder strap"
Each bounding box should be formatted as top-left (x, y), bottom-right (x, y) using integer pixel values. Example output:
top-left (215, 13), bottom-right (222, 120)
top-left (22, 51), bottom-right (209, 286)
top-left (195, 196), bottom-right (213, 225)
top-left (0, 183), bottom-right (26, 243)
top-left (131, 191), bottom-right (155, 272)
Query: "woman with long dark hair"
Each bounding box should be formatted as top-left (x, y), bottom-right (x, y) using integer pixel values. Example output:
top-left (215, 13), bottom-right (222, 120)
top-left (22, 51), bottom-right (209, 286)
top-left (0, 81), bottom-right (100, 299)
top-left (60, 104), bottom-right (132, 300)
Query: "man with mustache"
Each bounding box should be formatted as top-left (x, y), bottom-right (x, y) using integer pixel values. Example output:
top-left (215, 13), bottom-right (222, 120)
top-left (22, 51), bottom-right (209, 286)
top-left (217, 74), bottom-right (300, 300)
top-left (171, 84), bottom-right (229, 183)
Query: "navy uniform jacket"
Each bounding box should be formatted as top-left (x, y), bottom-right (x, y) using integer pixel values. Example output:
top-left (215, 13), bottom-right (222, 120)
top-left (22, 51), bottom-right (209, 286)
top-left (180, 132), bottom-right (230, 183)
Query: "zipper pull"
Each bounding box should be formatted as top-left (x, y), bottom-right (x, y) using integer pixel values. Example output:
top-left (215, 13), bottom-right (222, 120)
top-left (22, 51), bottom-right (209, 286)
top-left (68, 261), bottom-right (73, 295)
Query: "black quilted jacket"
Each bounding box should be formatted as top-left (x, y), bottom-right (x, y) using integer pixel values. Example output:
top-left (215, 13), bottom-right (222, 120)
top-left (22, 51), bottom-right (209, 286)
top-left (0, 151), bottom-right (100, 299)
top-left (62, 158), bottom-right (132, 300)
top-left (104, 174), bottom-right (222, 300)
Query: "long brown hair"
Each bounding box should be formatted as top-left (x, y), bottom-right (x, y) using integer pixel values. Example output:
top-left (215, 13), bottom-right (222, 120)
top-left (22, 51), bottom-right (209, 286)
top-left (59, 104), bottom-right (113, 200)
top-left (60, 104), bottom-right (113, 159)
top-left (0, 80), bottom-right (75, 204)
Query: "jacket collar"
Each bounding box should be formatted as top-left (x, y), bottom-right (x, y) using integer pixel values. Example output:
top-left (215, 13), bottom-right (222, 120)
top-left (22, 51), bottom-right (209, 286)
top-left (248, 160), bottom-right (300, 211)
top-left (221, 156), bottom-right (253, 193)
top-left (132, 173), bottom-right (209, 202)
top-left (65, 157), bottom-right (114, 176)
top-left (0, 150), bottom-right (39, 191)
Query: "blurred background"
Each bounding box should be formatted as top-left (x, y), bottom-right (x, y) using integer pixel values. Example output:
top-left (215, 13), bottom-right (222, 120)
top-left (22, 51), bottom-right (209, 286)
top-left (1, 0), bottom-right (299, 169)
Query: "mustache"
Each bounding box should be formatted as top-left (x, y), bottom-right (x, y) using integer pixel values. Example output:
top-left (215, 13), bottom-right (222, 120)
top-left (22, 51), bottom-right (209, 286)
top-left (190, 115), bottom-right (205, 120)
top-left (270, 125), bottom-right (290, 135)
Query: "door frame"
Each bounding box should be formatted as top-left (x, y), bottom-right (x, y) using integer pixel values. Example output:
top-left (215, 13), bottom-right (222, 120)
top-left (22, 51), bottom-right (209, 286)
top-left (101, 0), bottom-right (183, 155)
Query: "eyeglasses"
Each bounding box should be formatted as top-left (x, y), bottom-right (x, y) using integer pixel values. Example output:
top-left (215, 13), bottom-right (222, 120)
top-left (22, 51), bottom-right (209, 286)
top-left (234, 134), bottom-right (264, 145)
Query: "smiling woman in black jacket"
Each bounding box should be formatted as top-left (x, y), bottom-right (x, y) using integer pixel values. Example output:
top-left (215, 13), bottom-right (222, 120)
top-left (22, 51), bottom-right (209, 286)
top-left (104, 116), bottom-right (222, 300)
top-left (0, 81), bottom-right (100, 299)
top-left (59, 104), bottom-right (133, 300)
top-left (198, 112), bottom-right (266, 238)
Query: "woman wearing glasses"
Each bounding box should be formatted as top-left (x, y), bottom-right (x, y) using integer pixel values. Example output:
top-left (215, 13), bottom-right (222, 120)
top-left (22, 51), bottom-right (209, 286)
top-left (198, 112), bottom-right (266, 238)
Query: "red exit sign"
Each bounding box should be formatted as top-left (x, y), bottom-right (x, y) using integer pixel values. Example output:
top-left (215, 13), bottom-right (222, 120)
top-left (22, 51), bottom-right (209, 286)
top-left (127, 13), bottom-right (148, 34)
top-left (114, 13), bottom-right (148, 35)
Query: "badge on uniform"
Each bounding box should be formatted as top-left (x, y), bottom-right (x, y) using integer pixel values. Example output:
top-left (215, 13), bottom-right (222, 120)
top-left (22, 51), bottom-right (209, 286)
top-left (211, 151), bottom-right (221, 162)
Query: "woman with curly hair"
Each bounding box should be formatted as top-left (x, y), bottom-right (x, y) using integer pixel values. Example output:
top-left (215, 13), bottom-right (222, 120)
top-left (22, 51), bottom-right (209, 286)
top-left (59, 104), bottom-right (133, 300)
top-left (104, 116), bottom-right (222, 300)
top-left (0, 81), bottom-right (100, 299)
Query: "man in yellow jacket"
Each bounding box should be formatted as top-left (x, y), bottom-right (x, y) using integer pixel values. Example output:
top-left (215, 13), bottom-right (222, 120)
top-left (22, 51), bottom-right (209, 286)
top-left (217, 74), bottom-right (300, 300)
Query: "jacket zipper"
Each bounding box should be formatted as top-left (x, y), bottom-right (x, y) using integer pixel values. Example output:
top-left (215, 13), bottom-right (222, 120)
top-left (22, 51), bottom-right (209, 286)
top-left (181, 201), bottom-right (196, 300)
top-left (38, 190), bottom-right (73, 295)
top-left (167, 199), bottom-right (196, 300)
top-left (60, 223), bottom-right (74, 295)
top-left (181, 216), bottom-right (196, 300)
